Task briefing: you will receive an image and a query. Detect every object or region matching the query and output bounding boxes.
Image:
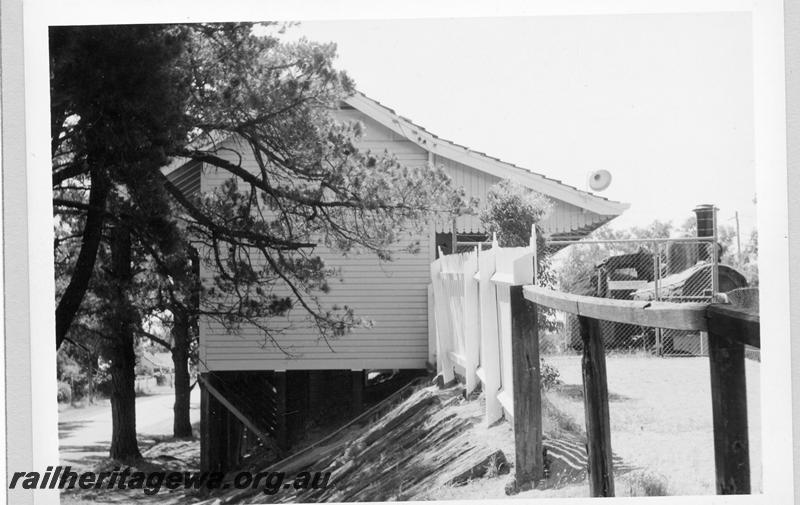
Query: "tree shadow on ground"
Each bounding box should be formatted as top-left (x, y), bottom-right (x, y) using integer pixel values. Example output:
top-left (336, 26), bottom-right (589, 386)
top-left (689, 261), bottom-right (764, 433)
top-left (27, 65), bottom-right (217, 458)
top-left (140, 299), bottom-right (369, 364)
top-left (59, 438), bottom-right (201, 505)
top-left (58, 453), bottom-right (109, 471)
top-left (552, 383), bottom-right (631, 402)
top-left (59, 421), bottom-right (94, 439)
top-left (60, 444), bottom-right (112, 455)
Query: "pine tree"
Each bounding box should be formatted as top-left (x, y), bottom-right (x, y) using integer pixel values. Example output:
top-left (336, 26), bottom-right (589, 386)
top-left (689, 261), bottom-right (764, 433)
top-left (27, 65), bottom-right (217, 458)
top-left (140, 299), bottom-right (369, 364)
top-left (51, 22), bottom-right (464, 457)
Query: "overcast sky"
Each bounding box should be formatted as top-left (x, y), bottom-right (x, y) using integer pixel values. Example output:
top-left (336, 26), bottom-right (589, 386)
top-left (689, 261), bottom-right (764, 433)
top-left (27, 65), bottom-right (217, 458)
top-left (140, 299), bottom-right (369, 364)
top-left (281, 13), bottom-right (756, 237)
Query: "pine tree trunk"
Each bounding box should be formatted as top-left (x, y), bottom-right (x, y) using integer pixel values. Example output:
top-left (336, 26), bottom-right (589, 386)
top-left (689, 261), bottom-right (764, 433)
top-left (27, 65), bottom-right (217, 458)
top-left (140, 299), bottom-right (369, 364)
top-left (109, 337), bottom-right (140, 461)
top-left (172, 310), bottom-right (193, 438)
top-left (56, 169), bottom-right (109, 349)
top-left (108, 224), bottom-right (142, 462)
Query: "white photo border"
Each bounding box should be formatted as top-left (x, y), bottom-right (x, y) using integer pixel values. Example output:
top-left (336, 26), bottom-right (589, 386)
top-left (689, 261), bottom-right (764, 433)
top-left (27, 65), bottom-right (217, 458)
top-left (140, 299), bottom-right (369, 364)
top-left (4, 1), bottom-right (793, 504)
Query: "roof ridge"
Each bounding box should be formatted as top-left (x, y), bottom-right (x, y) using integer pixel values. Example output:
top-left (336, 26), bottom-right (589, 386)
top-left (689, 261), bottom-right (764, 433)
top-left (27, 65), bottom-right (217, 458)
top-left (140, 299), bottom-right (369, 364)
top-left (347, 90), bottom-right (628, 210)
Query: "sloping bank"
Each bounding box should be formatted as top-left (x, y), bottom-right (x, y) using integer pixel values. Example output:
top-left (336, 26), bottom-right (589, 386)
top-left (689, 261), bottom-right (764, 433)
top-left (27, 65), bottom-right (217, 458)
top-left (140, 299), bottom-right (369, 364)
top-left (195, 379), bottom-right (646, 504)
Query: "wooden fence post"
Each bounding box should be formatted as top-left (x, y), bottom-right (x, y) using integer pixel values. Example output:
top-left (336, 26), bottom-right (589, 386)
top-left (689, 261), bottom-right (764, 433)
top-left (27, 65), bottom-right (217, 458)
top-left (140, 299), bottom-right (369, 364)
top-left (579, 316), bottom-right (615, 497)
top-left (509, 285), bottom-right (543, 492)
top-left (708, 332), bottom-right (750, 494)
top-left (494, 244), bottom-right (536, 416)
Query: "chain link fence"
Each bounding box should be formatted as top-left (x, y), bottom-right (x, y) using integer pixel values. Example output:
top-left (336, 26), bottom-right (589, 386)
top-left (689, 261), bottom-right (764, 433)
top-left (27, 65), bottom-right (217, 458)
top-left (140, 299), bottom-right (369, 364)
top-left (537, 237), bottom-right (745, 357)
top-left (531, 236), bottom-right (761, 494)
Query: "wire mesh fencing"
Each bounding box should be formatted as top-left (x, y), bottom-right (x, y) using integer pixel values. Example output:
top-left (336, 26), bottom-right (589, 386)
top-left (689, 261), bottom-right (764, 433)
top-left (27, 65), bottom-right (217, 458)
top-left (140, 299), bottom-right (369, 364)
top-left (538, 237), bottom-right (725, 357)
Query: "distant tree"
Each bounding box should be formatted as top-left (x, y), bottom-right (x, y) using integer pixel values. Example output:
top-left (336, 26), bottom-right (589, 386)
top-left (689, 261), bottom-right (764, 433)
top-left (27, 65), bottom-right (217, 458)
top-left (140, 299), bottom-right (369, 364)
top-left (675, 217), bottom-right (738, 265)
top-left (132, 241), bottom-right (201, 438)
top-left (595, 220), bottom-right (673, 248)
top-left (740, 229), bottom-right (759, 286)
top-left (746, 229), bottom-right (758, 257)
top-left (558, 241), bottom-right (605, 295)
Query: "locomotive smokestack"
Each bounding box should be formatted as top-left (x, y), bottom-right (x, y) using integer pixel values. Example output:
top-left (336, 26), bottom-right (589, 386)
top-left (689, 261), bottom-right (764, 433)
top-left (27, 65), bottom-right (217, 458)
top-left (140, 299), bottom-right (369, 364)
top-left (693, 204), bottom-right (716, 261)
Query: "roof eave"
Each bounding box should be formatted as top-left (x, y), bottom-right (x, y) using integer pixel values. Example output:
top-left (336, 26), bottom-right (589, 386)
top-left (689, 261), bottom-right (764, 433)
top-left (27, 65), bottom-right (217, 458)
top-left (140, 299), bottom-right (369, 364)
top-left (344, 92), bottom-right (630, 217)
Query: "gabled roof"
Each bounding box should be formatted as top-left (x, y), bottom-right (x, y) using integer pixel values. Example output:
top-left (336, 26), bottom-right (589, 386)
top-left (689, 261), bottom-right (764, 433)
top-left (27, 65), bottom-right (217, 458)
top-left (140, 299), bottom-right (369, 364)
top-left (344, 93), bottom-right (629, 217)
top-left (163, 91), bottom-right (630, 218)
top-left (161, 130), bottom-right (230, 176)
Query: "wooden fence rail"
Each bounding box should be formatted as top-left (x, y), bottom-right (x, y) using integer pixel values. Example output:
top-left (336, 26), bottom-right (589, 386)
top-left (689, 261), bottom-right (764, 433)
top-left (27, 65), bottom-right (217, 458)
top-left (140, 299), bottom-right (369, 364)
top-left (430, 249), bottom-right (760, 496)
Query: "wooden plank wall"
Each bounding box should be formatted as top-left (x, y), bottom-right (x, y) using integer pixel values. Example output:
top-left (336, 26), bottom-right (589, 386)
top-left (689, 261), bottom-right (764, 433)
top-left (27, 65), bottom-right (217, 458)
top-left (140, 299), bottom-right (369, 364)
top-left (199, 110), bottom-right (432, 371)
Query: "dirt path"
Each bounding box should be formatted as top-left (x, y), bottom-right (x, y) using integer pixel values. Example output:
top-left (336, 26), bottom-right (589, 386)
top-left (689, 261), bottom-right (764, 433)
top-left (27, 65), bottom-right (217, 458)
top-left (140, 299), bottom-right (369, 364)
top-left (59, 387), bottom-right (201, 471)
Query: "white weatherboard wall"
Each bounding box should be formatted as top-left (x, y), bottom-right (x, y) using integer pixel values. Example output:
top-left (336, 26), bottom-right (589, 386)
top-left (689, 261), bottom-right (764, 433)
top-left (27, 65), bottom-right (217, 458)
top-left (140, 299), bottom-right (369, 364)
top-left (199, 110), bottom-right (432, 372)
top-left (201, 241), bottom-right (432, 371)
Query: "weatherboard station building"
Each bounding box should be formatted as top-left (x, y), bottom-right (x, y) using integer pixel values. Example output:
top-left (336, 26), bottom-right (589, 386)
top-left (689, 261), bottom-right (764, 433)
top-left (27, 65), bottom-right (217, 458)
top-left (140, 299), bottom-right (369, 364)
top-left (164, 92), bottom-right (629, 469)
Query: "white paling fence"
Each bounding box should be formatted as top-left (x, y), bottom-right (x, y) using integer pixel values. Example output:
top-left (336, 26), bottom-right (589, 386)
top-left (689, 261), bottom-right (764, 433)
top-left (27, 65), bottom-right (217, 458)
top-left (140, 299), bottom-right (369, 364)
top-left (429, 236), bottom-right (536, 425)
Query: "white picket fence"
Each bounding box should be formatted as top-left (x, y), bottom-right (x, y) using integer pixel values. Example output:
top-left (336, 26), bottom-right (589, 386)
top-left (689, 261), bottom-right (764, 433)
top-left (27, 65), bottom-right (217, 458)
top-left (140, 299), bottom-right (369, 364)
top-left (429, 235), bottom-right (537, 425)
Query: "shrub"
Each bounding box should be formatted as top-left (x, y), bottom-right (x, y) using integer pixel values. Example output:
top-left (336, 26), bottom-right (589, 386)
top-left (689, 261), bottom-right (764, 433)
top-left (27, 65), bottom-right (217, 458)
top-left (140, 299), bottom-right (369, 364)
top-left (541, 360), bottom-right (562, 390)
top-left (624, 470), bottom-right (669, 496)
top-left (540, 330), bottom-right (566, 354)
top-left (57, 381), bottom-right (73, 403)
top-left (57, 348), bottom-right (95, 400)
top-left (95, 370), bottom-right (113, 397)
top-left (155, 372), bottom-right (169, 386)
top-left (478, 179), bottom-right (552, 248)
top-left (135, 359), bottom-right (155, 377)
